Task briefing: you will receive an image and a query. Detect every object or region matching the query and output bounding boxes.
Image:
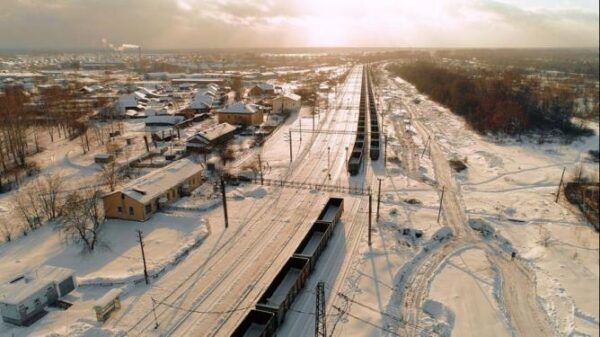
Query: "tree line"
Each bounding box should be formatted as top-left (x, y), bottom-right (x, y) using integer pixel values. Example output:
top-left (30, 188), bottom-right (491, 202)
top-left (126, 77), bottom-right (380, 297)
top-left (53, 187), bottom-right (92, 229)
top-left (387, 62), bottom-right (593, 137)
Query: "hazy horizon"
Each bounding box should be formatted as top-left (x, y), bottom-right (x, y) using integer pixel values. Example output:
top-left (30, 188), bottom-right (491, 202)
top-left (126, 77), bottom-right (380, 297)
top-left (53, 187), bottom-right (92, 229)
top-left (0, 0), bottom-right (598, 50)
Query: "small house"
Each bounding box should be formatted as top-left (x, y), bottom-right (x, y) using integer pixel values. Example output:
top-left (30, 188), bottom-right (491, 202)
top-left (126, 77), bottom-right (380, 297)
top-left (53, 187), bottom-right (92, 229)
top-left (217, 102), bottom-right (264, 126)
top-left (102, 158), bottom-right (204, 221)
top-left (0, 266), bottom-right (76, 326)
top-left (248, 83), bottom-right (275, 97)
top-left (186, 123), bottom-right (237, 153)
top-left (272, 93), bottom-right (301, 114)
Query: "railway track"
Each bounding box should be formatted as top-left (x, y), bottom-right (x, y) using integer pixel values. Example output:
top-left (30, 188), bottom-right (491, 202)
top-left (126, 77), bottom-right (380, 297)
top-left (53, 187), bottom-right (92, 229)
top-left (118, 66), bottom-right (366, 337)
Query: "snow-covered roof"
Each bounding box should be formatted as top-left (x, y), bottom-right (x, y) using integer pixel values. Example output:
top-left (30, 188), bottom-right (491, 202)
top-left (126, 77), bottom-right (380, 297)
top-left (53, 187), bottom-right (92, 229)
top-left (219, 102), bottom-right (259, 114)
top-left (255, 83), bottom-right (274, 91)
top-left (275, 93), bottom-right (301, 102)
top-left (0, 265), bottom-right (75, 305)
top-left (118, 94), bottom-right (138, 108)
top-left (94, 289), bottom-right (122, 310)
top-left (188, 123), bottom-right (236, 143)
top-left (0, 278), bottom-right (53, 305)
top-left (145, 115), bottom-right (184, 126)
top-left (190, 94), bottom-right (214, 110)
top-left (118, 158), bottom-right (203, 204)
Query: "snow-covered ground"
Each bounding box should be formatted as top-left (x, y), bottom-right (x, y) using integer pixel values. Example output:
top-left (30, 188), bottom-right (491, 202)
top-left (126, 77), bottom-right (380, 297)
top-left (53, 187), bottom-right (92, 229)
top-left (1, 63), bottom-right (597, 337)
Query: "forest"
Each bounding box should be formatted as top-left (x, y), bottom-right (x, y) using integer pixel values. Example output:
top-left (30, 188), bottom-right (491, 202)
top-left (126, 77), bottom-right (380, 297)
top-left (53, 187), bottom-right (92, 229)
top-left (387, 61), bottom-right (594, 137)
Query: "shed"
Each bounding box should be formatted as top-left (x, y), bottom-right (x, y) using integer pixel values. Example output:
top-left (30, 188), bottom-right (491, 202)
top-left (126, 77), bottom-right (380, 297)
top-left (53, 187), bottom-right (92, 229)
top-left (0, 265), bottom-right (76, 326)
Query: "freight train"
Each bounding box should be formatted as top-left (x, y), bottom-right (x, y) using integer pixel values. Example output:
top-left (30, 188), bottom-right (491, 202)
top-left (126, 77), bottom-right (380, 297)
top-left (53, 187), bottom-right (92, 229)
top-left (231, 198), bottom-right (344, 337)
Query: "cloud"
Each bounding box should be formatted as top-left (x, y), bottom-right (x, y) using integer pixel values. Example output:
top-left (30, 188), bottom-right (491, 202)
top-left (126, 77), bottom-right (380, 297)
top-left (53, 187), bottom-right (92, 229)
top-left (0, 0), bottom-right (597, 49)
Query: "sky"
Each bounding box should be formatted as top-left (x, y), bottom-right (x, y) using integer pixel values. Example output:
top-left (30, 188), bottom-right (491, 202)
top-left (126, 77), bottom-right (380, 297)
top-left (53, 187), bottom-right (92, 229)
top-left (0, 0), bottom-right (598, 49)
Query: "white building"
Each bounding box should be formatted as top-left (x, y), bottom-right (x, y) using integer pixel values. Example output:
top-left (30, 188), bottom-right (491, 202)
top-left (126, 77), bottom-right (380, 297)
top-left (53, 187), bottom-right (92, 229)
top-left (272, 93), bottom-right (301, 114)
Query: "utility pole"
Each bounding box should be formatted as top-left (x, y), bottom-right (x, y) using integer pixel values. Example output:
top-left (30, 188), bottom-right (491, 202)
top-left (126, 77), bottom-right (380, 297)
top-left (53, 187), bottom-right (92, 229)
top-left (143, 135), bottom-right (149, 152)
top-left (299, 114), bottom-right (302, 142)
top-left (421, 136), bottom-right (431, 158)
top-left (368, 192), bottom-right (372, 246)
top-left (315, 282), bottom-right (326, 337)
top-left (327, 146), bottom-right (331, 179)
top-left (376, 178), bottom-right (382, 221)
top-left (384, 135), bottom-right (388, 167)
top-left (437, 186), bottom-right (445, 224)
top-left (136, 230), bottom-right (149, 285)
top-left (220, 176), bottom-right (229, 228)
top-left (288, 130), bottom-right (293, 162)
top-left (555, 167), bottom-right (566, 203)
top-left (258, 154), bottom-right (264, 185)
top-left (151, 297), bottom-right (160, 329)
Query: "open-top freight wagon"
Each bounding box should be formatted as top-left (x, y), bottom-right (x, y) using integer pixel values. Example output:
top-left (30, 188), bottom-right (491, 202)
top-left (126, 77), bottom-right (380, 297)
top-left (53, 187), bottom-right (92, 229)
top-left (230, 309), bottom-right (276, 337)
top-left (230, 197), bottom-right (345, 337)
top-left (255, 256), bottom-right (311, 326)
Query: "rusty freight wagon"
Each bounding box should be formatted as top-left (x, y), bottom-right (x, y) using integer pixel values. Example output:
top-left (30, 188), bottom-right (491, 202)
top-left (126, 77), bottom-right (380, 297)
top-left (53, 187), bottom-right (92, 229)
top-left (293, 221), bottom-right (333, 272)
top-left (255, 256), bottom-right (310, 326)
top-left (316, 197), bottom-right (344, 226)
top-left (230, 309), bottom-right (277, 337)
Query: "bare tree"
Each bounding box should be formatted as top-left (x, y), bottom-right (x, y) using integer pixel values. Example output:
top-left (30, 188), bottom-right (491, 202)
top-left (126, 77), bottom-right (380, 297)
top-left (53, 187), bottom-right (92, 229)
top-left (36, 173), bottom-right (64, 220)
top-left (101, 160), bottom-right (120, 192)
top-left (15, 186), bottom-right (44, 231)
top-left (60, 189), bottom-right (104, 251)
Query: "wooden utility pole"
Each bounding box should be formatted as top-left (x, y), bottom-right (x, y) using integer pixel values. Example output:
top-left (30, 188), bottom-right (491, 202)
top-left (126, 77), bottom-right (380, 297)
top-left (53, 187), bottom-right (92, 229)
top-left (376, 178), bottom-right (382, 221)
top-left (555, 167), bottom-right (566, 203)
top-left (368, 193), bottom-right (372, 246)
top-left (258, 154), bottom-right (264, 185)
top-left (437, 186), bottom-right (445, 224)
top-left (143, 135), bottom-right (149, 152)
top-left (220, 177), bottom-right (229, 228)
top-left (288, 130), bottom-right (293, 162)
top-left (137, 230), bottom-right (149, 285)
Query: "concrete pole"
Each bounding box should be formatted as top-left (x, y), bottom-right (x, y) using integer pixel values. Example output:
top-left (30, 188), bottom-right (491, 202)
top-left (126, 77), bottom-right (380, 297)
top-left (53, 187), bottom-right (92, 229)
top-left (137, 230), bottom-right (149, 285)
top-left (220, 177), bottom-right (229, 228)
top-left (288, 130), bottom-right (293, 162)
top-left (376, 178), bottom-right (382, 221)
top-left (368, 193), bottom-right (372, 246)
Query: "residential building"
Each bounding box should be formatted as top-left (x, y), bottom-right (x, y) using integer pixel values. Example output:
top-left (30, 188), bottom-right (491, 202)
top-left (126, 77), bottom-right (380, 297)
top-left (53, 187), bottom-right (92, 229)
top-left (272, 93), bottom-right (301, 114)
top-left (102, 158), bottom-right (203, 221)
top-left (217, 102), bottom-right (264, 126)
top-left (186, 123), bottom-right (237, 153)
top-left (248, 83), bottom-right (275, 97)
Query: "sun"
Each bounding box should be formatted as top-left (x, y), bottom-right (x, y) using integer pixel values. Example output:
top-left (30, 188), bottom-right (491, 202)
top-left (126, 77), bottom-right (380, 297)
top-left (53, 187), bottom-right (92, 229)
top-left (304, 17), bottom-right (350, 47)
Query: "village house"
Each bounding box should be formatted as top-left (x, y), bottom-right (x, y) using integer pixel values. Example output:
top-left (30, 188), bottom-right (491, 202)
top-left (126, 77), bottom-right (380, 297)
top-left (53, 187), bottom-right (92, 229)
top-left (272, 93), bottom-right (301, 114)
top-left (186, 123), bottom-right (237, 153)
top-left (248, 83), bottom-right (275, 97)
top-left (217, 102), bottom-right (264, 126)
top-left (102, 158), bottom-right (203, 221)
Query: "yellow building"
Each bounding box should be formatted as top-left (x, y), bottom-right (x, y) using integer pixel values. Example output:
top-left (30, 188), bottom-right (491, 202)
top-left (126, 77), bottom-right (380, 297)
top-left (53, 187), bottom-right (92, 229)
top-left (217, 102), bottom-right (264, 126)
top-left (103, 158), bottom-right (203, 221)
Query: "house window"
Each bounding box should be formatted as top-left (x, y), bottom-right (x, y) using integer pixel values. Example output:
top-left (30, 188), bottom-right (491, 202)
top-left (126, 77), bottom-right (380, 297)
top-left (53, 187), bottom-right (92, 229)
top-left (34, 299), bottom-right (41, 307)
top-left (145, 204), bottom-right (152, 214)
top-left (118, 206), bottom-right (123, 213)
top-left (121, 194), bottom-right (125, 200)
top-left (129, 207), bottom-right (134, 215)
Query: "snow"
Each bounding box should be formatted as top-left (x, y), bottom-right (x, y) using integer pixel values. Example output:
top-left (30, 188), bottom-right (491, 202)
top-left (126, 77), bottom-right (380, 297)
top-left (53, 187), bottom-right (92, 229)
top-left (299, 231), bottom-right (323, 256)
top-left (1, 62), bottom-right (597, 337)
top-left (265, 268), bottom-right (301, 307)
